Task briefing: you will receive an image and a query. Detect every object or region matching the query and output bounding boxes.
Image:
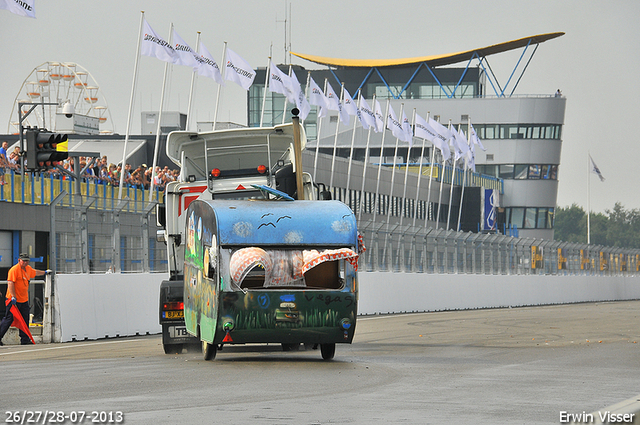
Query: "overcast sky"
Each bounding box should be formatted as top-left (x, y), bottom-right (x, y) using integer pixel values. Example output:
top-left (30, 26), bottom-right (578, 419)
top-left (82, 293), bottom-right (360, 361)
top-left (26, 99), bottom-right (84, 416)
top-left (1, 0), bottom-right (638, 214)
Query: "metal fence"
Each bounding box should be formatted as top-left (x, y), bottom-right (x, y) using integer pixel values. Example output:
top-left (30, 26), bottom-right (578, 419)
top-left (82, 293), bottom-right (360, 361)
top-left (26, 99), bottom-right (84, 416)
top-left (357, 221), bottom-right (640, 276)
top-left (52, 192), bottom-right (167, 274)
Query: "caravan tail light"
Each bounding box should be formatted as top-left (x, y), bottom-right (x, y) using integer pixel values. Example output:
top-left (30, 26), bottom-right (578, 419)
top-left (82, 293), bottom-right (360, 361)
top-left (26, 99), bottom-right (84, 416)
top-left (257, 164), bottom-right (267, 174)
top-left (210, 168), bottom-right (221, 178)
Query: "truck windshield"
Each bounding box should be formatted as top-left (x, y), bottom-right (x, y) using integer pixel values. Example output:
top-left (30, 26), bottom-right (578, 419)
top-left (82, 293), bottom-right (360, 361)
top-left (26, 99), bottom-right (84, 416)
top-left (227, 247), bottom-right (358, 290)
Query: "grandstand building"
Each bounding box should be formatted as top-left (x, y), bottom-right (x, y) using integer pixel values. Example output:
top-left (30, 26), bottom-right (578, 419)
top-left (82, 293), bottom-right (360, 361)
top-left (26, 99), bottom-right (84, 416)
top-left (249, 32), bottom-right (566, 239)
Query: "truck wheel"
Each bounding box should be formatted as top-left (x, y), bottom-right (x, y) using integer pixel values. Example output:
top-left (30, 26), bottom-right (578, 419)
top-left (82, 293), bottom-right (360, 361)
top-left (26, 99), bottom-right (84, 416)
top-left (203, 341), bottom-right (217, 361)
top-left (163, 344), bottom-right (182, 354)
top-left (320, 343), bottom-right (335, 360)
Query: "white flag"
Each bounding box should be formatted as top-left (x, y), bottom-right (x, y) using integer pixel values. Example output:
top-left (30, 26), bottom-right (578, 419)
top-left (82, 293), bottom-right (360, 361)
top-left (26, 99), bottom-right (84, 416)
top-left (414, 113), bottom-right (436, 141)
top-left (373, 100), bottom-right (385, 133)
top-left (357, 96), bottom-right (376, 131)
top-left (269, 62), bottom-right (296, 103)
top-left (290, 69), bottom-right (311, 121)
top-left (308, 77), bottom-right (329, 118)
top-left (401, 110), bottom-right (413, 147)
top-left (426, 117), bottom-right (452, 161)
top-left (450, 126), bottom-right (469, 162)
top-left (387, 105), bottom-right (406, 142)
top-left (196, 41), bottom-right (224, 85)
top-left (325, 82), bottom-right (340, 111)
top-left (470, 124), bottom-right (486, 151)
top-left (590, 155), bottom-right (605, 182)
top-left (343, 88), bottom-right (358, 116)
top-left (466, 143), bottom-right (476, 172)
top-left (141, 19), bottom-right (177, 64)
top-left (224, 48), bottom-right (255, 90)
top-left (0, 0), bottom-right (35, 18)
top-left (172, 29), bottom-right (199, 67)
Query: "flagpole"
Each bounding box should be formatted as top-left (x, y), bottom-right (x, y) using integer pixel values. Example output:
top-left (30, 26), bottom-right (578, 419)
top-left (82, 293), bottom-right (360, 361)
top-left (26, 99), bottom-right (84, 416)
top-left (446, 122), bottom-right (458, 230)
top-left (302, 71), bottom-right (311, 126)
top-left (329, 83), bottom-right (345, 189)
top-left (385, 103), bottom-right (404, 228)
top-left (148, 22), bottom-right (173, 202)
top-left (435, 120), bottom-right (451, 229)
top-left (281, 65), bottom-right (292, 124)
top-left (358, 95), bottom-right (375, 222)
top-left (186, 31), bottom-right (201, 132)
top-left (345, 93), bottom-right (361, 193)
top-left (399, 107), bottom-right (415, 228)
top-left (372, 99), bottom-right (390, 225)
top-left (456, 119), bottom-right (471, 231)
top-left (312, 78), bottom-right (327, 180)
top-left (421, 113), bottom-right (436, 228)
top-left (260, 54), bottom-right (271, 127)
top-left (118, 11), bottom-right (145, 198)
top-left (587, 151), bottom-right (591, 244)
top-left (212, 41), bottom-right (227, 131)
top-left (413, 111), bottom-right (429, 227)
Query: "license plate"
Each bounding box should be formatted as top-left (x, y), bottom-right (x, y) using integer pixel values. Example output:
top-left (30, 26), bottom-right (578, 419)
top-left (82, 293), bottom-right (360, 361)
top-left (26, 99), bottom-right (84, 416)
top-left (168, 326), bottom-right (189, 338)
top-left (164, 310), bottom-right (184, 319)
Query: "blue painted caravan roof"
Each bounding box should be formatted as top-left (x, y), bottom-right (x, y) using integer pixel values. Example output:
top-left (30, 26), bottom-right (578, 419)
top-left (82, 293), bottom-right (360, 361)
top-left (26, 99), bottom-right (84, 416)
top-left (195, 200), bottom-right (358, 247)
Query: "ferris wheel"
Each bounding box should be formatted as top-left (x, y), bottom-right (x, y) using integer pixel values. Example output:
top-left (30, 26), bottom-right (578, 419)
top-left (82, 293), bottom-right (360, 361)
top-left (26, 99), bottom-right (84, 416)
top-left (8, 61), bottom-right (114, 135)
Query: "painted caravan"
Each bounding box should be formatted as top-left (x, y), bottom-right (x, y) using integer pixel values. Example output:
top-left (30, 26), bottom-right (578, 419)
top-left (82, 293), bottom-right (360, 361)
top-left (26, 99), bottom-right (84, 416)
top-left (183, 197), bottom-right (362, 361)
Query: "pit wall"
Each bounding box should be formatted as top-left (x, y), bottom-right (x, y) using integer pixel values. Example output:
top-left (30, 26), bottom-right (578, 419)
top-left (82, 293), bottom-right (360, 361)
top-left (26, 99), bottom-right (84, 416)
top-left (52, 272), bottom-right (640, 342)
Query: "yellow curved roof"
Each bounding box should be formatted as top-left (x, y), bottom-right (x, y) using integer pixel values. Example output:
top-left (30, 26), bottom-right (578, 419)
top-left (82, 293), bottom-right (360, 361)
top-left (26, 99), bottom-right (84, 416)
top-left (291, 32), bottom-right (564, 68)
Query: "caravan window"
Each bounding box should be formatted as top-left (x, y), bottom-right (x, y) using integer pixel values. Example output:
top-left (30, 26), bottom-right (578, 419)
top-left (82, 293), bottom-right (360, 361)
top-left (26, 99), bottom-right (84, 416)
top-left (227, 247), bottom-right (358, 290)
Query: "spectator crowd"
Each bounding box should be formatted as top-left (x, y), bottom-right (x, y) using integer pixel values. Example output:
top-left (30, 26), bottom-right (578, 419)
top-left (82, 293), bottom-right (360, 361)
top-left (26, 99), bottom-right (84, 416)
top-left (0, 141), bottom-right (180, 191)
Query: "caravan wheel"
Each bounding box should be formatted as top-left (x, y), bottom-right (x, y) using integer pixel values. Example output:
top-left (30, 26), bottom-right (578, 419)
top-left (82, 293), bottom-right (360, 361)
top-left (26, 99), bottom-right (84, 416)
top-left (203, 341), bottom-right (217, 361)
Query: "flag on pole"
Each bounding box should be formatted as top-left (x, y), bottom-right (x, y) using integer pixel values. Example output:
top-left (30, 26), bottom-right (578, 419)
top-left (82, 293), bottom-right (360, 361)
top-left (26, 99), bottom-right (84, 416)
top-left (325, 82), bottom-right (340, 111)
top-left (590, 155), bottom-right (605, 182)
top-left (343, 88), bottom-right (358, 116)
top-left (171, 29), bottom-right (199, 67)
top-left (423, 117), bottom-right (451, 161)
top-left (196, 41), bottom-right (224, 85)
top-left (450, 126), bottom-right (469, 161)
top-left (141, 18), bottom-right (177, 63)
top-left (290, 68), bottom-right (310, 121)
top-left (268, 62), bottom-right (296, 102)
top-left (466, 140), bottom-right (476, 171)
top-left (308, 77), bottom-right (329, 118)
top-left (357, 95), bottom-right (376, 130)
top-left (224, 48), bottom-right (255, 90)
top-left (470, 124), bottom-right (486, 151)
top-left (373, 99), bottom-right (385, 133)
top-left (0, 0), bottom-right (35, 18)
top-left (387, 105), bottom-right (410, 142)
top-left (401, 110), bottom-right (413, 148)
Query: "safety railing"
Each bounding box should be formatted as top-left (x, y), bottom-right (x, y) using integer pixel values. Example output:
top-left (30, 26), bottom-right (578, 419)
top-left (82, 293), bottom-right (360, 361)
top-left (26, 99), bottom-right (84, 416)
top-left (357, 220), bottom-right (640, 276)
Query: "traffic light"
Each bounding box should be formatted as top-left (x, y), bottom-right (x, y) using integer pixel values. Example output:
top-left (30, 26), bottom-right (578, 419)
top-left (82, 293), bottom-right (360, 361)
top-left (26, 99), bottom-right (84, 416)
top-left (25, 129), bottom-right (69, 171)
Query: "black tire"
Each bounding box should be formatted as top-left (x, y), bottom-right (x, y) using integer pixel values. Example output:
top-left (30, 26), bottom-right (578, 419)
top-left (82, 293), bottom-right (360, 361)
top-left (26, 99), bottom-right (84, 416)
top-left (163, 344), bottom-right (182, 354)
top-left (320, 343), bottom-right (335, 360)
top-left (203, 341), bottom-right (217, 361)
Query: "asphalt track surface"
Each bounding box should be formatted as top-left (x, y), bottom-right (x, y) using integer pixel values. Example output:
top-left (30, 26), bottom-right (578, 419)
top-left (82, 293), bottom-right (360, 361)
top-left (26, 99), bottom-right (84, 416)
top-left (1, 301), bottom-right (639, 424)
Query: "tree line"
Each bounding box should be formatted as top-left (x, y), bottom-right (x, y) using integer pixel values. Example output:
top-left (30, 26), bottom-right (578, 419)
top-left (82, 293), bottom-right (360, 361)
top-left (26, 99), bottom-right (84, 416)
top-left (554, 203), bottom-right (640, 249)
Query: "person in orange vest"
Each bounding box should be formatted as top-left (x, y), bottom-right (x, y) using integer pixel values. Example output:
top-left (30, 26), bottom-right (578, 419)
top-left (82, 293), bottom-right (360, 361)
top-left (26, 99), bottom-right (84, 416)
top-left (0, 253), bottom-right (48, 345)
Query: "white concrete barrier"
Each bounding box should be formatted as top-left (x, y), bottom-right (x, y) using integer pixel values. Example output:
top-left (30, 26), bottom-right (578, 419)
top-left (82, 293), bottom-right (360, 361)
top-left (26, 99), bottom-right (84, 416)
top-left (54, 273), bottom-right (167, 342)
top-left (358, 272), bottom-right (640, 315)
